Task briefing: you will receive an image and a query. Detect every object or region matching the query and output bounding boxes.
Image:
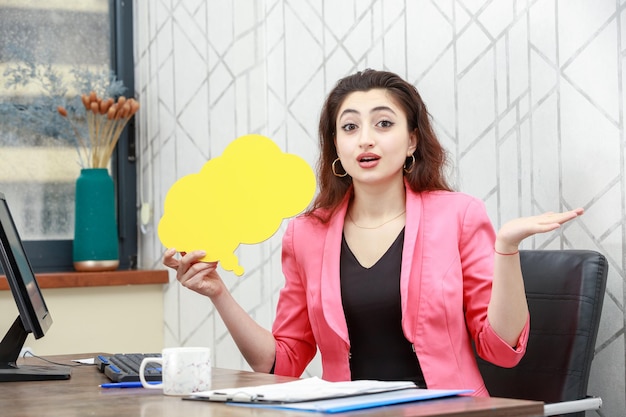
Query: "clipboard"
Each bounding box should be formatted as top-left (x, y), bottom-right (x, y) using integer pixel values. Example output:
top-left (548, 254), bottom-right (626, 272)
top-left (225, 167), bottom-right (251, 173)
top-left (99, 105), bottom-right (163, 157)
top-left (187, 377), bottom-right (416, 403)
top-left (185, 377), bottom-right (473, 413)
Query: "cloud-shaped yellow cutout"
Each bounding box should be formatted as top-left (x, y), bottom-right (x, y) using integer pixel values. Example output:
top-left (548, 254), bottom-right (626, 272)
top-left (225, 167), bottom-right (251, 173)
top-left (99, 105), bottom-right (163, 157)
top-left (158, 134), bottom-right (316, 276)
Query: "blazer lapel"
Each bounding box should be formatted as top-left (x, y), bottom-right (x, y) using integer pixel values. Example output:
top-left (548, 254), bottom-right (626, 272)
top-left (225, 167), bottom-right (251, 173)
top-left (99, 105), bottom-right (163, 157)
top-left (401, 186), bottom-right (423, 335)
top-left (320, 194), bottom-right (351, 345)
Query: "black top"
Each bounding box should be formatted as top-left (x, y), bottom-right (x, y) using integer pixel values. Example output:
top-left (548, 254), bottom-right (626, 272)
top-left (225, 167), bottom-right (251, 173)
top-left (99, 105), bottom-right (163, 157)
top-left (340, 228), bottom-right (426, 388)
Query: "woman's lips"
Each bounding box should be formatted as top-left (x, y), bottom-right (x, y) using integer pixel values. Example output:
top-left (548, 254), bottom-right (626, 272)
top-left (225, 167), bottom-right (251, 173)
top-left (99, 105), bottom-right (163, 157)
top-left (357, 153), bottom-right (380, 168)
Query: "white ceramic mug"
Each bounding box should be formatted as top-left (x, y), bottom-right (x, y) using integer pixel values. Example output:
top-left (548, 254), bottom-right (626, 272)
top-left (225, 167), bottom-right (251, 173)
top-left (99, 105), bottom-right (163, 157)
top-left (139, 347), bottom-right (212, 396)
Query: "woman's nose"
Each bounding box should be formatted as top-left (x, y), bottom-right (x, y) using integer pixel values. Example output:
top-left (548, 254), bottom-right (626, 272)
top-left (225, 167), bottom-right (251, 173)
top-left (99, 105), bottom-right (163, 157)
top-left (358, 126), bottom-right (375, 147)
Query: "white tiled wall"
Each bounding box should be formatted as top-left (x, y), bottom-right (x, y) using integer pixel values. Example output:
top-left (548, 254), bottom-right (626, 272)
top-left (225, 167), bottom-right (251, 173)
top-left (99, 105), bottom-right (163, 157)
top-left (134, 1), bottom-right (625, 415)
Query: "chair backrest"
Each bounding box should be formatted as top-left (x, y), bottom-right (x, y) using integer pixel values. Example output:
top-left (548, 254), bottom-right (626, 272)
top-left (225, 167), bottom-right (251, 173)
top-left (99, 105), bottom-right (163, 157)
top-left (475, 250), bottom-right (608, 416)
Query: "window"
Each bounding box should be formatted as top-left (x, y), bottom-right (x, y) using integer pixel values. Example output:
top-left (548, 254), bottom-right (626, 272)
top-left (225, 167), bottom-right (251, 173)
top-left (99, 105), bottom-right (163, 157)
top-left (0, 0), bottom-right (136, 272)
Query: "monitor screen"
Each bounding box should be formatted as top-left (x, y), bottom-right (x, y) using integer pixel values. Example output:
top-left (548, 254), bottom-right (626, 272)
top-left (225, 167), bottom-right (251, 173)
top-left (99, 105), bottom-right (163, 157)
top-left (0, 192), bottom-right (70, 381)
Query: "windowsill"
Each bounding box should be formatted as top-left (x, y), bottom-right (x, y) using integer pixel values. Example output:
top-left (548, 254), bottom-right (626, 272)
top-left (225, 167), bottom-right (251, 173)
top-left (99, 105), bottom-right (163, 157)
top-left (0, 269), bottom-right (169, 290)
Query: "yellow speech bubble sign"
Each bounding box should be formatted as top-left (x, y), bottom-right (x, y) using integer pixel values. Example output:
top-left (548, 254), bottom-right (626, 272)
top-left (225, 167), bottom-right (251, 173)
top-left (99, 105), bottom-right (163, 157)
top-left (158, 134), bottom-right (316, 276)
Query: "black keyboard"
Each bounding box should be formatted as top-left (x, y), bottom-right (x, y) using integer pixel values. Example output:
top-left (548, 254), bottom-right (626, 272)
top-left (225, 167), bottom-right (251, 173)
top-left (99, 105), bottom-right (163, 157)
top-left (96, 353), bottom-right (162, 383)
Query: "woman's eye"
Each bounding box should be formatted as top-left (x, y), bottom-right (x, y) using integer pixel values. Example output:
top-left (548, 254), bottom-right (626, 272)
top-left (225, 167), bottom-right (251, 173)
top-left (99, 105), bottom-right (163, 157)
top-left (341, 123), bottom-right (357, 131)
top-left (377, 120), bottom-right (394, 128)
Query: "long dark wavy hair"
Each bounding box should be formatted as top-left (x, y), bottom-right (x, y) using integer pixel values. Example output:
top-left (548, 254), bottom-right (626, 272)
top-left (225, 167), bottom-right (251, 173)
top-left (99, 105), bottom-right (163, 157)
top-left (306, 69), bottom-right (452, 222)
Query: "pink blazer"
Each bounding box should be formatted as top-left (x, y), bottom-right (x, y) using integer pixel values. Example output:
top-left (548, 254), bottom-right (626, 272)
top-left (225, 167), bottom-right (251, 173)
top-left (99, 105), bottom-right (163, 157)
top-left (272, 187), bottom-right (529, 397)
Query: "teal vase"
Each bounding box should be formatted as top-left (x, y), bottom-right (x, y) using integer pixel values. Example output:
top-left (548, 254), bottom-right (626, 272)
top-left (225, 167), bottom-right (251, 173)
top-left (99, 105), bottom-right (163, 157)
top-left (73, 168), bottom-right (119, 271)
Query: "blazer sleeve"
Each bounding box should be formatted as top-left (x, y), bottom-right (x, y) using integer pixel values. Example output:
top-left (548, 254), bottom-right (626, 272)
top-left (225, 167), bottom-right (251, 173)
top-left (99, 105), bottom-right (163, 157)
top-left (460, 199), bottom-right (529, 367)
top-left (271, 219), bottom-right (317, 377)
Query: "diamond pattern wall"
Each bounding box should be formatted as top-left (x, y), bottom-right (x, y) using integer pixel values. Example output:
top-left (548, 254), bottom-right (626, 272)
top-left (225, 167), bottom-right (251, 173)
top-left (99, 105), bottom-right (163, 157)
top-left (134, 1), bottom-right (625, 414)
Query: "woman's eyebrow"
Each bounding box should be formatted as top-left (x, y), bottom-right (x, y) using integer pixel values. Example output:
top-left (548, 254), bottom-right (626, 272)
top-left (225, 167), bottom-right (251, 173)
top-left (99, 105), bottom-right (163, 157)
top-left (339, 108), bottom-right (359, 119)
top-left (370, 105), bottom-right (396, 115)
top-left (339, 106), bottom-right (397, 118)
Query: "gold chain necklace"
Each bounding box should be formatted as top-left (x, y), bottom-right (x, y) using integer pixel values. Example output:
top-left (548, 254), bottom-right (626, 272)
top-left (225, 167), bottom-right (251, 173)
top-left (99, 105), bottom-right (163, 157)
top-left (347, 210), bottom-right (406, 230)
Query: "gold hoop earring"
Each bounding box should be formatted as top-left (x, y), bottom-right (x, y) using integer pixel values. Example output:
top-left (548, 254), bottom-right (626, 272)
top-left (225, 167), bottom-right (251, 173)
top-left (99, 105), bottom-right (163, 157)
top-left (403, 154), bottom-right (416, 174)
top-left (332, 158), bottom-right (348, 177)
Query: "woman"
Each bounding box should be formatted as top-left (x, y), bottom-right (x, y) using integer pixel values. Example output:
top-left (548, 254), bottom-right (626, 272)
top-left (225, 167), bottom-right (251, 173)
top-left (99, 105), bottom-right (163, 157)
top-left (163, 69), bottom-right (582, 396)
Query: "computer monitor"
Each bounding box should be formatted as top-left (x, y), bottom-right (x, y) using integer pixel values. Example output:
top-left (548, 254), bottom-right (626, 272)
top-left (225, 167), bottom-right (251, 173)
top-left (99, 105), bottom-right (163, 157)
top-left (0, 192), bottom-right (70, 381)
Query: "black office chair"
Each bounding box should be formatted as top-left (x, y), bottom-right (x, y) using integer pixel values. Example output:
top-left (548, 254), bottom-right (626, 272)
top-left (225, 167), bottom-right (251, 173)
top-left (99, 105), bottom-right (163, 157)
top-left (475, 249), bottom-right (608, 416)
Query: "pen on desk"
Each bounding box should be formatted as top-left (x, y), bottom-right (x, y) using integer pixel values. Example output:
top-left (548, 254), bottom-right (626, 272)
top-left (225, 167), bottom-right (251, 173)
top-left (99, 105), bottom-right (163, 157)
top-left (99, 381), bottom-right (161, 388)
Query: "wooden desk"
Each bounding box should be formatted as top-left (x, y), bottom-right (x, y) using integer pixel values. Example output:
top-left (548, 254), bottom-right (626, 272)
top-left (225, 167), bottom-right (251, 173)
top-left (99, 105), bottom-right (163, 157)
top-left (0, 354), bottom-right (544, 417)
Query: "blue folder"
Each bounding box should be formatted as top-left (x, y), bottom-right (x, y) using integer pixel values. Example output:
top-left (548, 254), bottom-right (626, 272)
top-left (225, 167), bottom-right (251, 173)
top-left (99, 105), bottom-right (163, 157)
top-left (220, 388), bottom-right (472, 413)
